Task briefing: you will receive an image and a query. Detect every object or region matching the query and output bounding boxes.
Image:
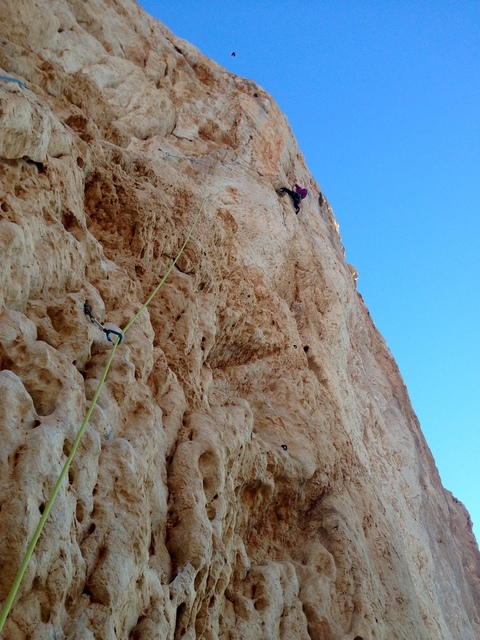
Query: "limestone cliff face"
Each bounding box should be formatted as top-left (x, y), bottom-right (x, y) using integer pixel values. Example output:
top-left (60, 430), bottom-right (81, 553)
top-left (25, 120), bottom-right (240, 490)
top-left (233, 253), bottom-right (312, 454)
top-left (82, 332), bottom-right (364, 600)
top-left (0, 2), bottom-right (479, 639)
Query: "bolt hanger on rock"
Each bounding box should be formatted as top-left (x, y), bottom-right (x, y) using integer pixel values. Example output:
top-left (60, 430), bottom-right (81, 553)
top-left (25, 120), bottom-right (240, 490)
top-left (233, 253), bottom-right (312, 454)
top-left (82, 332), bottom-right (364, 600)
top-left (84, 301), bottom-right (124, 344)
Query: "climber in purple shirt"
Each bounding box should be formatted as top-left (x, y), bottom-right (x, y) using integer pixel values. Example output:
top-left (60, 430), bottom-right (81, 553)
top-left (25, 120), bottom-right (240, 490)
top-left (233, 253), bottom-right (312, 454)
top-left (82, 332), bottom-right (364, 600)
top-left (294, 183), bottom-right (308, 200)
top-left (276, 183), bottom-right (308, 214)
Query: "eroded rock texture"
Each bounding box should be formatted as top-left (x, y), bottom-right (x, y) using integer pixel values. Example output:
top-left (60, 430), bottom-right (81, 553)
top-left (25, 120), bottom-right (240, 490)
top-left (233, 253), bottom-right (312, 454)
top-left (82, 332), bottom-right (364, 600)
top-left (0, 1), bottom-right (479, 639)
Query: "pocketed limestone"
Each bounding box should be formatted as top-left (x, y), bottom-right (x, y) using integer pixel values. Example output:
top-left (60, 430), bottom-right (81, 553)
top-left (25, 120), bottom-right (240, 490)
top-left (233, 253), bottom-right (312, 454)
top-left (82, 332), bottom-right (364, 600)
top-left (0, 1), bottom-right (479, 639)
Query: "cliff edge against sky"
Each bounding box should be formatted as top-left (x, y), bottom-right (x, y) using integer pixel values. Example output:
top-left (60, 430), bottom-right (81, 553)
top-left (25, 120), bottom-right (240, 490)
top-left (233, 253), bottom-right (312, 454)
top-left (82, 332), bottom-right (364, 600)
top-left (0, 1), bottom-right (479, 639)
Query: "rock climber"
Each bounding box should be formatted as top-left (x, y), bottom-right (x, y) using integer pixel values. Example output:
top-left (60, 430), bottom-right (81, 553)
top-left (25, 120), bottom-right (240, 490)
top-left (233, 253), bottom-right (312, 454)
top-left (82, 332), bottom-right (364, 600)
top-left (294, 183), bottom-right (308, 200)
top-left (276, 183), bottom-right (308, 214)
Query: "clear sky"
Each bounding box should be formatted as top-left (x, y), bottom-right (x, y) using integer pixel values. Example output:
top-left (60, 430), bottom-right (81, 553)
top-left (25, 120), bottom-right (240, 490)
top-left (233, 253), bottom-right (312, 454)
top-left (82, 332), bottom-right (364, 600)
top-left (137, 0), bottom-right (480, 541)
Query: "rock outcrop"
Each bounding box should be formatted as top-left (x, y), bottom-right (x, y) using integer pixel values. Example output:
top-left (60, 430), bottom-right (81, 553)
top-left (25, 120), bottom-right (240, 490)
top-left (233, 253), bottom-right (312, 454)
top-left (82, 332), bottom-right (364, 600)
top-left (0, 1), bottom-right (479, 639)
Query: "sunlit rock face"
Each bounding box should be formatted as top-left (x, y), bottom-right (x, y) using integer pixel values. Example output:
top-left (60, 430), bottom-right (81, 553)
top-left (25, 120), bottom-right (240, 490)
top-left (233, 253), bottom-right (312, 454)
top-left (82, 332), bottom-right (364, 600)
top-left (0, 2), bottom-right (479, 639)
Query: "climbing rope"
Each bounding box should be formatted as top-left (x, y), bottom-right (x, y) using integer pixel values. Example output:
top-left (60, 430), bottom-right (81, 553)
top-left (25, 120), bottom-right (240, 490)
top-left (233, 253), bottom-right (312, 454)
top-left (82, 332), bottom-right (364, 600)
top-left (0, 173), bottom-right (214, 633)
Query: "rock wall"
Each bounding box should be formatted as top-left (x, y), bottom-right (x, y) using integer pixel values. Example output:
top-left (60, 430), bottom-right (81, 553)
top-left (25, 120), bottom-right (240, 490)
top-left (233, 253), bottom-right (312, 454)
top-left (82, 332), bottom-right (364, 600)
top-left (0, 1), bottom-right (479, 639)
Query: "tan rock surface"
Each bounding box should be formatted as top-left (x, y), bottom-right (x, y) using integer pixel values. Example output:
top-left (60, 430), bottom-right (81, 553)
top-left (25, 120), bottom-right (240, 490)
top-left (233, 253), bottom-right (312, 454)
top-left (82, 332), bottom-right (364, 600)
top-left (0, 1), bottom-right (479, 639)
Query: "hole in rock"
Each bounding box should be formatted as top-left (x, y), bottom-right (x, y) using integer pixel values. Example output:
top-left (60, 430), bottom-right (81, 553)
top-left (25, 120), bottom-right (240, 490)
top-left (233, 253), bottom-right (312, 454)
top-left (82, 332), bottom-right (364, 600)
top-left (206, 502), bottom-right (216, 521)
top-left (24, 158), bottom-right (44, 172)
top-left (82, 584), bottom-right (93, 598)
top-left (40, 602), bottom-right (50, 623)
top-left (33, 419), bottom-right (41, 428)
top-left (293, 344), bottom-right (297, 349)
top-left (0, 351), bottom-right (14, 371)
top-left (194, 570), bottom-right (206, 591)
top-left (39, 502), bottom-right (45, 514)
top-left (66, 592), bottom-right (77, 615)
top-left (254, 596), bottom-right (269, 611)
top-left (76, 156), bottom-right (85, 168)
top-left (203, 476), bottom-right (214, 494)
top-left (303, 345), bottom-right (309, 353)
top-left (76, 502), bottom-right (85, 523)
top-left (176, 602), bottom-right (186, 626)
top-left (62, 210), bottom-right (82, 233)
top-left (68, 468), bottom-right (75, 485)
top-left (13, 445), bottom-right (26, 468)
top-left (29, 388), bottom-right (58, 416)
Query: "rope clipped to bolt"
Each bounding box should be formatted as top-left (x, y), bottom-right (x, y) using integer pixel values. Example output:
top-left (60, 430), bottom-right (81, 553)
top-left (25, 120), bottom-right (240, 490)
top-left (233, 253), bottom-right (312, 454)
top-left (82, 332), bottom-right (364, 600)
top-left (84, 301), bottom-right (124, 344)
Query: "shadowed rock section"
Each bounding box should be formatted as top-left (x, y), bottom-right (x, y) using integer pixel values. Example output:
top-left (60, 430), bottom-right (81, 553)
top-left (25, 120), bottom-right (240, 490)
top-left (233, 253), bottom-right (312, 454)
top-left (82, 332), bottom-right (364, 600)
top-left (0, 1), bottom-right (479, 639)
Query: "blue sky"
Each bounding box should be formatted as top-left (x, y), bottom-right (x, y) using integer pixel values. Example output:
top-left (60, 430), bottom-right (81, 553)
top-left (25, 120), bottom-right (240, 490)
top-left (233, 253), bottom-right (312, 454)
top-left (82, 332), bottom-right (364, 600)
top-left (138, 1), bottom-right (479, 541)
